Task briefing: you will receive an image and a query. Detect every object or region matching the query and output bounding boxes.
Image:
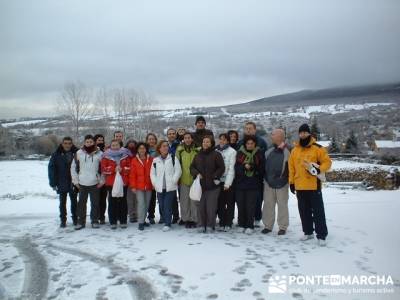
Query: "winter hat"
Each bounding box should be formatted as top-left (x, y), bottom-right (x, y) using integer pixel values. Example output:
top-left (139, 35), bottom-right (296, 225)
top-left (298, 123), bottom-right (311, 133)
top-left (195, 116), bottom-right (206, 124)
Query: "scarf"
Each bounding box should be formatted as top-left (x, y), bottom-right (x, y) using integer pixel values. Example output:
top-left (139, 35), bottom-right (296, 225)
top-left (97, 143), bottom-right (105, 152)
top-left (239, 145), bottom-right (259, 177)
top-left (216, 144), bottom-right (229, 152)
top-left (127, 145), bottom-right (136, 157)
top-left (183, 143), bottom-right (196, 152)
top-left (83, 145), bottom-right (96, 154)
top-left (274, 142), bottom-right (287, 150)
top-left (201, 146), bottom-right (214, 155)
top-left (104, 148), bottom-right (128, 163)
top-left (299, 136), bottom-right (312, 147)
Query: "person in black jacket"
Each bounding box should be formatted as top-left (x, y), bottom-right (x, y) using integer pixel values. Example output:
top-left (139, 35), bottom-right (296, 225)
top-left (237, 121), bottom-right (268, 227)
top-left (192, 116), bottom-right (214, 147)
top-left (235, 135), bottom-right (265, 234)
top-left (190, 135), bottom-right (225, 233)
top-left (48, 136), bottom-right (79, 227)
top-left (94, 134), bottom-right (107, 224)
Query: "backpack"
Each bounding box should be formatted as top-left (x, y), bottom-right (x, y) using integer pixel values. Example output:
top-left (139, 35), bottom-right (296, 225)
top-left (74, 154), bottom-right (80, 174)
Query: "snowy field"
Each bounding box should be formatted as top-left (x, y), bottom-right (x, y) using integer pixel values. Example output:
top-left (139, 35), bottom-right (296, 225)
top-left (0, 160), bottom-right (399, 300)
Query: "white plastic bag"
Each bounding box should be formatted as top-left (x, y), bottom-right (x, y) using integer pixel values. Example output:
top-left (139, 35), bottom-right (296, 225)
top-left (189, 175), bottom-right (202, 201)
top-left (112, 172), bottom-right (124, 197)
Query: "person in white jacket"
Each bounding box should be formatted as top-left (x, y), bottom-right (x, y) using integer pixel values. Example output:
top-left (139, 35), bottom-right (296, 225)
top-left (150, 140), bottom-right (182, 231)
top-left (215, 133), bottom-right (237, 231)
top-left (71, 135), bottom-right (103, 230)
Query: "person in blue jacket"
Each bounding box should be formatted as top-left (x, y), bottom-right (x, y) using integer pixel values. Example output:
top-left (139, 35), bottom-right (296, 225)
top-left (48, 136), bottom-right (79, 228)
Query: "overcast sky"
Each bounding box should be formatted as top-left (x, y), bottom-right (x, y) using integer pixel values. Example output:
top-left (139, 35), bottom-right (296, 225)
top-left (0, 0), bottom-right (399, 119)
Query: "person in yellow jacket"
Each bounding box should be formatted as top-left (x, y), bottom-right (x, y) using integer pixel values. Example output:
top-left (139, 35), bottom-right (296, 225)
top-left (289, 124), bottom-right (332, 246)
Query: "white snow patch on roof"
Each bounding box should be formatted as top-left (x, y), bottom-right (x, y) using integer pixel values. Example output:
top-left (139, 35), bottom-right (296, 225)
top-left (375, 140), bottom-right (400, 148)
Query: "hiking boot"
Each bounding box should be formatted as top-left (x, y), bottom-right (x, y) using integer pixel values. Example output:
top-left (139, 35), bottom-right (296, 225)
top-left (318, 239), bottom-right (327, 247)
top-left (138, 223), bottom-right (145, 231)
top-left (149, 218), bottom-right (155, 225)
top-left (129, 217), bottom-right (137, 223)
top-left (217, 225), bottom-right (225, 232)
top-left (120, 223), bottom-right (127, 229)
top-left (300, 234), bottom-right (314, 241)
top-left (278, 229), bottom-right (286, 235)
top-left (91, 223), bottom-right (100, 229)
top-left (60, 222), bottom-right (66, 228)
top-left (162, 225), bottom-right (171, 232)
top-left (245, 228), bottom-right (254, 235)
top-left (110, 224), bottom-right (117, 230)
top-left (237, 227), bottom-right (245, 233)
top-left (74, 224), bottom-right (85, 230)
top-left (206, 227), bottom-right (215, 233)
top-left (261, 228), bottom-right (272, 234)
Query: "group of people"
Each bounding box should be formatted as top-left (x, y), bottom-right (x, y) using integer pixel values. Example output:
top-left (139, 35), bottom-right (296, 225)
top-left (48, 116), bottom-right (332, 246)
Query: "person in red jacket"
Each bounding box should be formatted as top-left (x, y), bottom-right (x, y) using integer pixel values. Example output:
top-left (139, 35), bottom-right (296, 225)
top-left (129, 142), bottom-right (154, 231)
top-left (101, 139), bottom-right (131, 229)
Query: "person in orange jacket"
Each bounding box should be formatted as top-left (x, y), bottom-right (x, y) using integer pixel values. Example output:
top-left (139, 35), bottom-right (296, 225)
top-left (289, 124), bottom-right (332, 247)
top-left (129, 142), bottom-right (154, 231)
top-left (101, 139), bottom-right (131, 229)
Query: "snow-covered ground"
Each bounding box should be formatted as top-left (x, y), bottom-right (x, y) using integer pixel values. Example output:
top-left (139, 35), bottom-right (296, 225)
top-left (0, 160), bottom-right (399, 300)
top-left (330, 159), bottom-right (394, 171)
top-left (0, 119), bottom-right (48, 128)
top-left (288, 103), bottom-right (394, 118)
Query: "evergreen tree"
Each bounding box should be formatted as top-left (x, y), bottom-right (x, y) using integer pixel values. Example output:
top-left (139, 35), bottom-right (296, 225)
top-left (311, 117), bottom-right (321, 140)
top-left (345, 130), bottom-right (358, 153)
top-left (329, 136), bottom-right (340, 153)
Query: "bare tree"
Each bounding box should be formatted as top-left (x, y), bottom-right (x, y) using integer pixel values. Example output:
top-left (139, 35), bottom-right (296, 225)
top-left (0, 125), bottom-right (15, 156)
top-left (96, 86), bottom-right (111, 119)
top-left (95, 86), bottom-right (112, 139)
top-left (58, 81), bottom-right (93, 141)
top-left (109, 87), bottom-right (158, 140)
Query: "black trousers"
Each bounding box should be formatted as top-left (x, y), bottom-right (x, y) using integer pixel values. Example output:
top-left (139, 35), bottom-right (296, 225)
top-left (107, 186), bottom-right (128, 225)
top-left (254, 185), bottom-right (264, 221)
top-left (147, 190), bottom-right (157, 220)
top-left (172, 190), bottom-right (180, 221)
top-left (236, 189), bottom-right (258, 229)
top-left (99, 185), bottom-right (108, 222)
top-left (77, 185), bottom-right (100, 225)
top-left (217, 184), bottom-right (235, 227)
top-left (296, 190), bottom-right (328, 240)
top-left (59, 191), bottom-right (77, 223)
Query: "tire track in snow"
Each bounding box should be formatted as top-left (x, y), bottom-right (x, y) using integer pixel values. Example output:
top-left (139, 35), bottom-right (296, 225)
top-left (45, 242), bottom-right (156, 300)
top-left (0, 236), bottom-right (50, 300)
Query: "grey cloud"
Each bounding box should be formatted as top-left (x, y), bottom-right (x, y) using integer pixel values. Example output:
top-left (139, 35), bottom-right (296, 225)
top-left (0, 0), bottom-right (399, 118)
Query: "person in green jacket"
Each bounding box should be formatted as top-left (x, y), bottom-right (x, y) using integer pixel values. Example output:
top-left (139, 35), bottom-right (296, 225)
top-left (176, 132), bottom-right (200, 228)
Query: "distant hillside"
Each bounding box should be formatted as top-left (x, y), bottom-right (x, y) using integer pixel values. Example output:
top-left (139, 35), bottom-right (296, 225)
top-left (221, 82), bottom-right (400, 112)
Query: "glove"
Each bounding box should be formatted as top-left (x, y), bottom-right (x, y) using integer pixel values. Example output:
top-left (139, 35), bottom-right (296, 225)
top-left (73, 184), bottom-right (80, 193)
top-left (290, 184), bottom-right (296, 194)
